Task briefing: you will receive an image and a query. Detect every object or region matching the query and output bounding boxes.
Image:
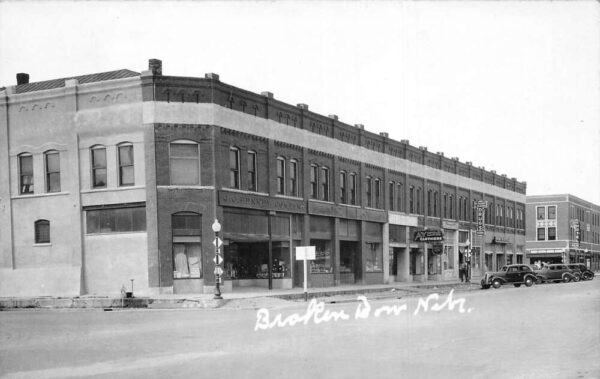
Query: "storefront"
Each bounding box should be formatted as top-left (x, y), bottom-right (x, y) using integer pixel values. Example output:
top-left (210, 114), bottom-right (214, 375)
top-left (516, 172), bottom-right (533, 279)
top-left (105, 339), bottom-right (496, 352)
top-left (338, 218), bottom-right (360, 284)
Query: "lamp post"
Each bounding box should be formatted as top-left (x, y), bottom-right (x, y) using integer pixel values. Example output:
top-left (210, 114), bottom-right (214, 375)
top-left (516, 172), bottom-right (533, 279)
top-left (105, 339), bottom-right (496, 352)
top-left (212, 219), bottom-right (223, 300)
top-left (465, 239), bottom-right (471, 283)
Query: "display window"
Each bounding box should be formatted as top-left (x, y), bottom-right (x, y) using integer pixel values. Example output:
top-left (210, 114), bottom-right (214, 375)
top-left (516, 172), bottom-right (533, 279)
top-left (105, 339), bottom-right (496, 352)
top-left (172, 212), bottom-right (202, 279)
top-left (366, 242), bottom-right (382, 272)
top-left (224, 241), bottom-right (291, 280)
top-left (310, 239), bottom-right (332, 273)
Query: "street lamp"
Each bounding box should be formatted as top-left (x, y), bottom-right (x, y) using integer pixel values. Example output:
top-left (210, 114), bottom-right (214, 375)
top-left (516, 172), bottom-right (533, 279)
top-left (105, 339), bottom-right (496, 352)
top-left (464, 239), bottom-right (471, 283)
top-left (212, 219), bottom-right (223, 300)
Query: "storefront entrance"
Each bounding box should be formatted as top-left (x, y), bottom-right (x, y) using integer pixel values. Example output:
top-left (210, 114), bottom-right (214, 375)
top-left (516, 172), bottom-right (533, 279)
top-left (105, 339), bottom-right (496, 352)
top-left (340, 241), bottom-right (358, 284)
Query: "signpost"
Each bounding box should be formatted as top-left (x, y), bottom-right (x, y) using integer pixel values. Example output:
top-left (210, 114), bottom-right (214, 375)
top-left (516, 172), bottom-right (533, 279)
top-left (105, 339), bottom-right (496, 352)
top-left (296, 246), bottom-right (316, 301)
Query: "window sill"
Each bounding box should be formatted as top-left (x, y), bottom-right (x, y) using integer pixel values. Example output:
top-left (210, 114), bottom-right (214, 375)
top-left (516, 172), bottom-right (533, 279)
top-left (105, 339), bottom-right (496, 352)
top-left (81, 186), bottom-right (145, 194)
top-left (275, 194), bottom-right (303, 200)
top-left (12, 192), bottom-right (70, 200)
top-left (222, 188), bottom-right (268, 196)
top-left (33, 243), bottom-right (52, 247)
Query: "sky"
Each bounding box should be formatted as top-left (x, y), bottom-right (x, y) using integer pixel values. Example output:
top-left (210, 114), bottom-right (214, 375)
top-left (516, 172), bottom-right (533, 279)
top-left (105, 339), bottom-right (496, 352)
top-left (1, 0), bottom-right (599, 204)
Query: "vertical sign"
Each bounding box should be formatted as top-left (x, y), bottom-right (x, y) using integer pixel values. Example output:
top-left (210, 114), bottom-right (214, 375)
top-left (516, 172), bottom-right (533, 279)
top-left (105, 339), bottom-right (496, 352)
top-left (476, 201), bottom-right (487, 236)
top-left (571, 219), bottom-right (580, 248)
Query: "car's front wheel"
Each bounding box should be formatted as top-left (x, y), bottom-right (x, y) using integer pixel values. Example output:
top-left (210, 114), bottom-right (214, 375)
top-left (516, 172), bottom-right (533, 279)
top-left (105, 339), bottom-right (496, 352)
top-left (492, 279), bottom-right (502, 289)
top-left (524, 277), bottom-right (534, 287)
top-left (563, 276), bottom-right (571, 283)
top-left (573, 274), bottom-right (581, 282)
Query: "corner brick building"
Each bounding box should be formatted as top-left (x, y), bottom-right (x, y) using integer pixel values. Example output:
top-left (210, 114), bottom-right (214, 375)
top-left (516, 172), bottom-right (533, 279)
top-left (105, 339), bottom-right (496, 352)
top-left (0, 59), bottom-right (527, 296)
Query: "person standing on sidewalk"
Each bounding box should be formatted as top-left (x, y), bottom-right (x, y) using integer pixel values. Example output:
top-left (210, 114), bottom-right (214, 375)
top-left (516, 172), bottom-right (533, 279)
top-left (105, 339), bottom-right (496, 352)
top-left (459, 261), bottom-right (467, 282)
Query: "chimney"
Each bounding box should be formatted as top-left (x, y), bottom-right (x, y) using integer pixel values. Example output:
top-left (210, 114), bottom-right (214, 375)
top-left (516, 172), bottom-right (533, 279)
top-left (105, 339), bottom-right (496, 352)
top-left (419, 146), bottom-right (427, 151)
top-left (205, 73), bottom-right (220, 81)
top-left (148, 59), bottom-right (162, 75)
top-left (354, 124), bottom-right (364, 129)
top-left (16, 73), bottom-right (29, 85)
top-left (466, 161), bottom-right (472, 166)
top-left (436, 151), bottom-right (444, 156)
top-left (261, 91), bottom-right (274, 99)
top-left (380, 132), bottom-right (389, 138)
top-left (297, 103), bottom-right (309, 110)
top-left (328, 114), bottom-right (338, 120)
top-left (400, 139), bottom-right (409, 144)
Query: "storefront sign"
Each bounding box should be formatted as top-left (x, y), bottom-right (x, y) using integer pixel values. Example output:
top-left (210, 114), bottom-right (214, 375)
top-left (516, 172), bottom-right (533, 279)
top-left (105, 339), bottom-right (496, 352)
top-left (219, 191), bottom-right (306, 213)
top-left (492, 237), bottom-right (511, 245)
top-left (475, 202), bottom-right (486, 236)
top-left (442, 220), bottom-right (459, 230)
top-left (413, 229), bottom-right (444, 242)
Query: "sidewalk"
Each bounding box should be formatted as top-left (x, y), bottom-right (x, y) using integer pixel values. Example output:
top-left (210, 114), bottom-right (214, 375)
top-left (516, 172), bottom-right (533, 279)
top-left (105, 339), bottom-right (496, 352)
top-left (0, 279), bottom-right (480, 311)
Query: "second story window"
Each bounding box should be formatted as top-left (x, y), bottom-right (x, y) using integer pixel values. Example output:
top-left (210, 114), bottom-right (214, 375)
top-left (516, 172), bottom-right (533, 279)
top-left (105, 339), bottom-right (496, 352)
top-left (443, 193), bottom-right (448, 218)
top-left (118, 144), bottom-right (134, 186)
top-left (340, 171), bottom-right (347, 204)
top-left (247, 151), bottom-right (257, 191)
top-left (170, 141), bottom-right (199, 185)
top-left (349, 173), bottom-right (357, 205)
top-left (537, 206), bottom-right (545, 220)
top-left (310, 165), bottom-right (318, 199)
top-left (548, 206), bottom-right (556, 220)
top-left (276, 157), bottom-right (286, 195)
top-left (416, 187), bottom-right (421, 214)
top-left (91, 146), bottom-right (107, 189)
top-left (289, 159), bottom-right (298, 196)
top-left (374, 178), bottom-right (381, 208)
top-left (229, 147), bottom-right (240, 189)
top-left (19, 153), bottom-right (34, 194)
top-left (45, 151), bottom-right (61, 193)
top-left (427, 190), bottom-right (432, 216)
top-left (449, 195), bottom-right (454, 219)
top-left (320, 167), bottom-right (330, 201)
top-left (397, 183), bottom-right (403, 212)
top-left (433, 191), bottom-right (438, 217)
top-left (409, 186), bottom-right (414, 213)
top-left (366, 176), bottom-right (372, 207)
top-left (388, 182), bottom-right (394, 211)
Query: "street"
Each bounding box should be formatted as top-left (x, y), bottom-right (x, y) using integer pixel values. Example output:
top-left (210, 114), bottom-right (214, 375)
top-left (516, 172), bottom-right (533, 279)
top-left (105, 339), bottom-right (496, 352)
top-left (1, 280), bottom-right (599, 379)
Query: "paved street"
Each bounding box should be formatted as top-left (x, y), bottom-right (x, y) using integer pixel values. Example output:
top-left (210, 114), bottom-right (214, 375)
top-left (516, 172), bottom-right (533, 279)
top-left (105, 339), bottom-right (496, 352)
top-left (1, 280), bottom-right (598, 379)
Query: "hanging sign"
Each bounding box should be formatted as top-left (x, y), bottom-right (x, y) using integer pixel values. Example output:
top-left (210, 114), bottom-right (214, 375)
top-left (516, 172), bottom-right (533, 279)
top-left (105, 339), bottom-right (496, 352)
top-left (413, 229), bottom-right (444, 242)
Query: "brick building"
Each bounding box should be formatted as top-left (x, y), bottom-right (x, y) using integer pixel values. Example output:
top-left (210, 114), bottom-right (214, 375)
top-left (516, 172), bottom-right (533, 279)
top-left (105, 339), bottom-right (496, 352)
top-left (526, 194), bottom-right (600, 270)
top-left (0, 59), bottom-right (527, 296)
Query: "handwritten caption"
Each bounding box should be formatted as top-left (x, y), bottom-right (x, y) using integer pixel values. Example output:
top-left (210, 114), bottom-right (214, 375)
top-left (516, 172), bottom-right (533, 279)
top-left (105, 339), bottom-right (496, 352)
top-left (255, 290), bottom-right (473, 331)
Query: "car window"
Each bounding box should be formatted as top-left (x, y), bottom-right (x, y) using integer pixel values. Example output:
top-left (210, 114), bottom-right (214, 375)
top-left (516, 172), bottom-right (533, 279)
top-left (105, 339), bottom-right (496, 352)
top-left (501, 267), bottom-right (508, 271)
top-left (522, 266), bottom-right (531, 271)
top-left (509, 267), bottom-right (517, 272)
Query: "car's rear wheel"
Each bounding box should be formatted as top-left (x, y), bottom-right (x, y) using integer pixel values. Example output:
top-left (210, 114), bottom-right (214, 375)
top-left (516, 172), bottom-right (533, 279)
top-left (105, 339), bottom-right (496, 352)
top-left (573, 274), bottom-right (581, 282)
top-left (524, 277), bottom-right (534, 287)
top-left (583, 272), bottom-right (594, 280)
top-left (563, 276), bottom-right (571, 283)
top-left (513, 284), bottom-right (521, 288)
top-left (492, 279), bottom-right (502, 289)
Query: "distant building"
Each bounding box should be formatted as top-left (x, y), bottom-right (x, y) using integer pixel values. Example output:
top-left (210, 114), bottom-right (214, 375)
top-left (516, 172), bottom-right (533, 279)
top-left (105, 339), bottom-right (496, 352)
top-left (0, 59), bottom-right (526, 297)
top-left (526, 194), bottom-right (600, 270)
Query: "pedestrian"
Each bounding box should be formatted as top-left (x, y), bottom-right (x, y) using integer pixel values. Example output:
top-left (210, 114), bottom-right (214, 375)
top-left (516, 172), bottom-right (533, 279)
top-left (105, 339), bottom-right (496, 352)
top-left (459, 262), bottom-right (467, 282)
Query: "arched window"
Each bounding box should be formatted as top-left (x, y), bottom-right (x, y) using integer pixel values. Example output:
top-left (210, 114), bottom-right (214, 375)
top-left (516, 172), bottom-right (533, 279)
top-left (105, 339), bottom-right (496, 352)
top-left (230, 147), bottom-right (240, 189)
top-left (35, 220), bottom-right (50, 244)
top-left (310, 164), bottom-right (319, 199)
top-left (170, 140), bottom-right (199, 185)
top-left (434, 191), bottom-right (439, 217)
top-left (247, 151), bottom-right (257, 191)
top-left (117, 143), bottom-right (134, 186)
top-left (374, 178), bottom-right (381, 208)
top-left (19, 153), bottom-right (34, 194)
top-left (91, 145), bottom-right (107, 188)
top-left (276, 156), bottom-right (286, 195)
top-left (289, 159), bottom-right (298, 197)
top-left (349, 173), bottom-right (357, 205)
top-left (44, 150), bottom-right (61, 193)
top-left (365, 176), bottom-right (372, 207)
top-left (320, 167), bottom-right (330, 201)
top-left (339, 171), bottom-right (347, 204)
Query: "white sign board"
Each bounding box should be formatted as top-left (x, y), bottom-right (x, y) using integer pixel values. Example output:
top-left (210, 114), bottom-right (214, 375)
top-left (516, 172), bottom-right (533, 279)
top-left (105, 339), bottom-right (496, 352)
top-left (295, 246), bottom-right (316, 260)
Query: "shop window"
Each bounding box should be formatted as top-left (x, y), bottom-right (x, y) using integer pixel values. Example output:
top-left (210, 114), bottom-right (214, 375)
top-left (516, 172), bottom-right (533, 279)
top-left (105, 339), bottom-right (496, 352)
top-left (537, 228), bottom-right (545, 241)
top-left (349, 173), bottom-right (357, 205)
top-left (247, 151), bottom-right (257, 191)
top-left (172, 213), bottom-right (202, 279)
top-left (340, 171), bottom-right (347, 204)
top-left (34, 219), bottom-right (50, 244)
top-left (169, 141), bottom-right (199, 185)
top-left (230, 147), bottom-right (240, 189)
top-left (548, 206), bottom-right (556, 220)
top-left (19, 153), bottom-right (34, 194)
top-left (366, 176), bottom-right (372, 207)
top-left (118, 143), bottom-right (134, 187)
top-left (310, 239), bottom-right (332, 273)
top-left (91, 146), bottom-right (107, 188)
top-left (45, 150), bottom-right (61, 193)
top-left (388, 182), bottom-right (395, 211)
top-left (86, 205), bottom-right (146, 234)
top-left (276, 156), bottom-right (286, 195)
top-left (289, 159), bottom-right (298, 196)
top-left (320, 167), bottom-right (330, 201)
top-left (548, 227), bottom-right (556, 241)
top-left (310, 164), bottom-right (318, 199)
top-left (443, 245), bottom-right (454, 270)
top-left (366, 242), bottom-right (382, 272)
top-left (537, 207), bottom-right (545, 220)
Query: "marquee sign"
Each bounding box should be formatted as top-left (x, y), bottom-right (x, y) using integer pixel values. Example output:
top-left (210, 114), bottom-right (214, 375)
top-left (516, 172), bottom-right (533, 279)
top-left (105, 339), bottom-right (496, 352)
top-left (413, 229), bottom-right (444, 242)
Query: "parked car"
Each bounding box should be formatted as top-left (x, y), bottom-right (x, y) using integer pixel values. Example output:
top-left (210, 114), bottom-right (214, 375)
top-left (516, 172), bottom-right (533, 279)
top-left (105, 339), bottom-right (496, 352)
top-left (534, 264), bottom-right (577, 283)
top-left (567, 264), bottom-right (595, 281)
top-left (481, 264), bottom-right (537, 289)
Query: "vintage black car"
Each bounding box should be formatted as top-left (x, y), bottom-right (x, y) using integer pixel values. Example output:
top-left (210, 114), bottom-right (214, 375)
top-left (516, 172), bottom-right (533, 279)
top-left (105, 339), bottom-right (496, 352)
top-left (567, 264), bottom-right (595, 281)
top-left (534, 264), bottom-right (576, 283)
top-left (481, 264), bottom-right (537, 289)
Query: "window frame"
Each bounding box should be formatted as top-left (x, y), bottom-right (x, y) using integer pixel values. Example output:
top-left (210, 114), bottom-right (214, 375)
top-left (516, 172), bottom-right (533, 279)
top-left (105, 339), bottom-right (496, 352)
top-left (44, 150), bottom-right (61, 193)
top-left (34, 219), bottom-right (50, 244)
top-left (91, 145), bottom-right (107, 189)
top-left (366, 176), bottom-right (372, 208)
top-left (320, 166), bottom-right (330, 201)
top-left (229, 147), bottom-right (241, 189)
top-left (340, 171), bottom-right (347, 204)
top-left (374, 178), bottom-right (381, 208)
top-left (276, 156), bottom-right (286, 195)
top-left (19, 153), bottom-right (34, 195)
top-left (117, 143), bottom-right (135, 187)
top-left (289, 159), bottom-right (298, 197)
top-left (310, 164), bottom-right (318, 199)
top-left (349, 173), bottom-right (357, 205)
top-left (247, 150), bottom-right (257, 192)
top-left (169, 140), bottom-right (200, 186)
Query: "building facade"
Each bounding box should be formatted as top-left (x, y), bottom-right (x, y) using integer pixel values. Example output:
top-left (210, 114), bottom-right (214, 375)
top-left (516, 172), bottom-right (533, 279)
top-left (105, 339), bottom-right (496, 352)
top-left (0, 59), bottom-right (526, 297)
top-left (526, 194), bottom-right (600, 270)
